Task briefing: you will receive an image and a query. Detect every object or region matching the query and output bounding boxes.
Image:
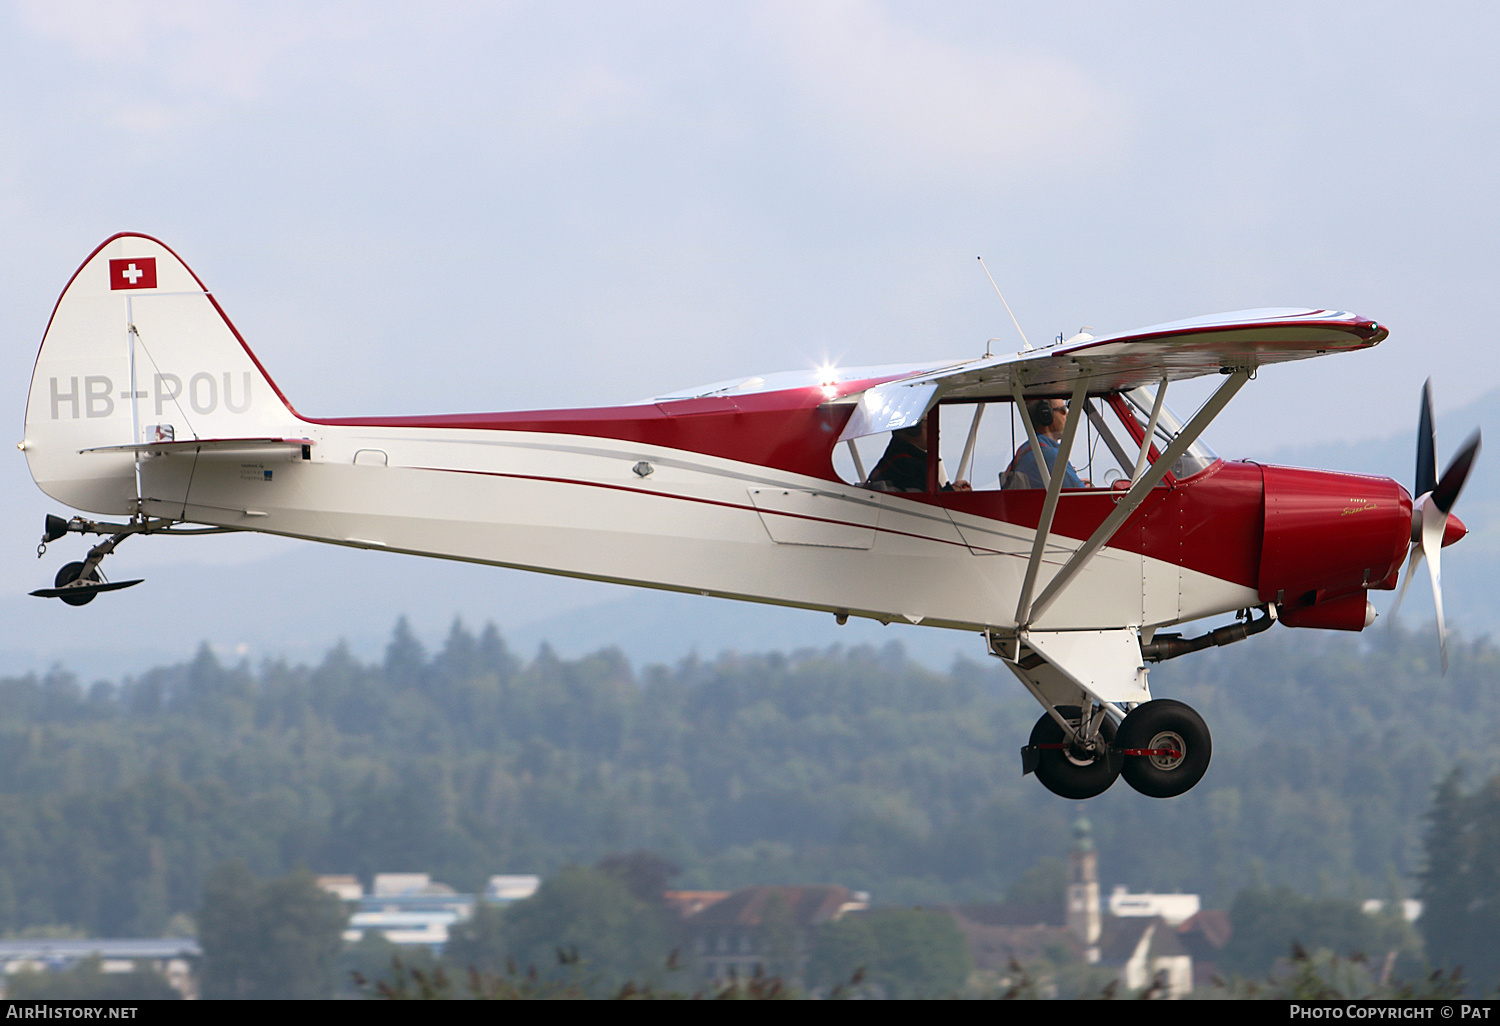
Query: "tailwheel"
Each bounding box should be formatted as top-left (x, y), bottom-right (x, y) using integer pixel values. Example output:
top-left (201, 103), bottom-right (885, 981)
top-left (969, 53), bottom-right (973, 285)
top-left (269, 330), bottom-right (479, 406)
top-left (1117, 699), bottom-right (1211, 798)
top-left (53, 561), bottom-right (101, 607)
top-left (1025, 705), bottom-right (1122, 800)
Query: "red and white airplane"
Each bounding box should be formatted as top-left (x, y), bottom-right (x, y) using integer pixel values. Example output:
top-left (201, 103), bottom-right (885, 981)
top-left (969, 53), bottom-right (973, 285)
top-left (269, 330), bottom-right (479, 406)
top-left (20, 234), bottom-right (1480, 800)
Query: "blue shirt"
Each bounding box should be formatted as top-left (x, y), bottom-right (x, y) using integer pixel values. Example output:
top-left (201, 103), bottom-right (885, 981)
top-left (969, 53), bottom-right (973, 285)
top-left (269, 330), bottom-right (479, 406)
top-left (1003, 435), bottom-right (1085, 490)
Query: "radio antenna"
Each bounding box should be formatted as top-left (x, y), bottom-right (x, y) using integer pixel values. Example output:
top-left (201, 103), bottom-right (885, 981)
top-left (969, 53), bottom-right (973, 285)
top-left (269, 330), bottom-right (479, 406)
top-left (977, 256), bottom-right (1032, 354)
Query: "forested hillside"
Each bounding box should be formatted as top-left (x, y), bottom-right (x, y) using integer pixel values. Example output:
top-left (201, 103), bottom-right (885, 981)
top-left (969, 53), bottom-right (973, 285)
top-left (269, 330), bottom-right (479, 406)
top-left (0, 617), bottom-right (1491, 937)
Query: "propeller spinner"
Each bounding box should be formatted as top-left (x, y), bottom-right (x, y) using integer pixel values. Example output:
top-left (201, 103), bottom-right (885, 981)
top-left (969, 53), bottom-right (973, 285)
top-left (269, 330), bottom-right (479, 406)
top-left (1391, 380), bottom-right (1481, 672)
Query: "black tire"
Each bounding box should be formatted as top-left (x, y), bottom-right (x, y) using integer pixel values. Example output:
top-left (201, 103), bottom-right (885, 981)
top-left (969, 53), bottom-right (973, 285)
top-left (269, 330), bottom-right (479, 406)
top-left (54, 561), bottom-right (100, 607)
top-left (1028, 705), bottom-right (1122, 800)
top-left (1117, 699), bottom-right (1211, 798)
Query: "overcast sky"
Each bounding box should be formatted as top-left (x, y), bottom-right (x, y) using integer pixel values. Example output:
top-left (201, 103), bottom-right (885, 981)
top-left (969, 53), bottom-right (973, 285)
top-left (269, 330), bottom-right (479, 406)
top-left (1, 1), bottom-right (1496, 674)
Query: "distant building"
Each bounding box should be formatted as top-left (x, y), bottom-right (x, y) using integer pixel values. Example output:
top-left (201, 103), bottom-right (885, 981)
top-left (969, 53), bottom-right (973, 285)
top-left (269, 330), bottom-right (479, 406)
top-left (955, 816), bottom-right (1209, 998)
top-left (682, 885), bottom-right (867, 984)
top-left (949, 902), bottom-right (1080, 978)
top-left (1067, 816), bottom-right (1102, 958)
top-left (1096, 915), bottom-right (1193, 996)
top-left (662, 890), bottom-right (731, 918)
top-left (0, 939), bottom-right (199, 999)
top-left (372, 873), bottom-right (453, 897)
top-left (486, 875), bottom-right (540, 902)
top-left (338, 871), bottom-right (540, 948)
top-left (1176, 909), bottom-right (1232, 988)
top-left (315, 874), bottom-right (362, 902)
top-left (1108, 885), bottom-right (1201, 925)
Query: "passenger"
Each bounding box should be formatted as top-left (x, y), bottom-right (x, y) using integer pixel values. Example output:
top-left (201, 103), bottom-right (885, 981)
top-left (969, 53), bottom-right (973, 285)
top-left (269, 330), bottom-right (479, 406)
top-left (867, 414), bottom-right (971, 492)
top-left (1002, 399), bottom-right (1090, 489)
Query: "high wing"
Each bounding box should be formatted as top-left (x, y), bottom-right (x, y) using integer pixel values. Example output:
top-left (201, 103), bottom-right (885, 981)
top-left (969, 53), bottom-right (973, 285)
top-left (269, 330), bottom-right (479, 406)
top-left (837, 308), bottom-right (1385, 441)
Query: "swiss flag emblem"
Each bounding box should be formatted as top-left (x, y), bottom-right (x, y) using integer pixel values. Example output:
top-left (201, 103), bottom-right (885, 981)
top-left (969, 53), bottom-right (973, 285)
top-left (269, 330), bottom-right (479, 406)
top-left (109, 258), bottom-right (157, 290)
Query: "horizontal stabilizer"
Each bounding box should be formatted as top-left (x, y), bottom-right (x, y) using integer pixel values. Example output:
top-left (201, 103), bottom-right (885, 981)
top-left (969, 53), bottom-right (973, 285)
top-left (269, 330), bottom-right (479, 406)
top-left (81, 437), bottom-right (313, 455)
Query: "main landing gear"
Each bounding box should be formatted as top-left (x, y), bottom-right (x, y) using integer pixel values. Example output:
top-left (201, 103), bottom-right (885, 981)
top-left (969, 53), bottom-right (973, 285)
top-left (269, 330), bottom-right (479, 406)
top-left (991, 618), bottom-right (1256, 801)
top-left (1022, 699), bottom-right (1212, 800)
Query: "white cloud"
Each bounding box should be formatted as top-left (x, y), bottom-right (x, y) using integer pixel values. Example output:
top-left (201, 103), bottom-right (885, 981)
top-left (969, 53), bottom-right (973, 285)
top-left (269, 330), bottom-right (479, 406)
top-left (756, 0), bottom-right (1129, 185)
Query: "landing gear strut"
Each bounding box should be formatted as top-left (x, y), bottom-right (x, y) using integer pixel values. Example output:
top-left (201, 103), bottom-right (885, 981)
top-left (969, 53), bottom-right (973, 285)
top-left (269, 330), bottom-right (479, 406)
top-left (28, 514), bottom-right (237, 604)
top-left (29, 517), bottom-right (148, 605)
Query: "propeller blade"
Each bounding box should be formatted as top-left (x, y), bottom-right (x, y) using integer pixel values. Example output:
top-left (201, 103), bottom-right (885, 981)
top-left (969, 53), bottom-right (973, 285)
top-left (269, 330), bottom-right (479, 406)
top-left (1393, 380), bottom-right (1477, 675)
top-left (1388, 543), bottom-right (1423, 625)
top-left (1417, 379), bottom-right (1437, 498)
top-left (1432, 430), bottom-right (1482, 515)
top-left (1417, 494), bottom-right (1449, 673)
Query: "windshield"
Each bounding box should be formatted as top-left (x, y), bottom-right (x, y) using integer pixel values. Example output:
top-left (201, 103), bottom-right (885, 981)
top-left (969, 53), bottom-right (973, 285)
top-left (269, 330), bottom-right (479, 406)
top-left (1122, 386), bottom-right (1220, 479)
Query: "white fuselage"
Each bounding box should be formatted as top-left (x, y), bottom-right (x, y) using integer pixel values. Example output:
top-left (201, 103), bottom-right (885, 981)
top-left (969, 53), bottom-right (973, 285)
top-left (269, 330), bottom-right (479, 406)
top-left (134, 422), bottom-right (1257, 635)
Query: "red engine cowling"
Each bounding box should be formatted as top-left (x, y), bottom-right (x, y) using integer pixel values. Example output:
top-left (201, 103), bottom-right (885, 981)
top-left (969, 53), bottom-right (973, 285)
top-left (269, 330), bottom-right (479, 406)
top-left (1257, 465), bottom-right (1412, 628)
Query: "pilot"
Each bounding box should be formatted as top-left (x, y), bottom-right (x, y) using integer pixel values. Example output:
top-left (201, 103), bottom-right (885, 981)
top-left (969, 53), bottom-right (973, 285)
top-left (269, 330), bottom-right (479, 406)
top-left (867, 414), bottom-right (971, 493)
top-left (1002, 399), bottom-right (1090, 489)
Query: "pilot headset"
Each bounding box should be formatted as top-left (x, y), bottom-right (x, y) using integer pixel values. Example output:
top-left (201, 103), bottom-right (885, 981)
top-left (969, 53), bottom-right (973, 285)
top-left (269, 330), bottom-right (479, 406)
top-left (1030, 399), bottom-right (1056, 431)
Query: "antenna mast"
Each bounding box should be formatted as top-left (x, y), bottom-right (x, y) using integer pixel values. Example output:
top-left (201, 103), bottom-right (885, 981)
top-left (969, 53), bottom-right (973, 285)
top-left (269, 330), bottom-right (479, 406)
top-left (977, 256), bottom-right (1031, 354)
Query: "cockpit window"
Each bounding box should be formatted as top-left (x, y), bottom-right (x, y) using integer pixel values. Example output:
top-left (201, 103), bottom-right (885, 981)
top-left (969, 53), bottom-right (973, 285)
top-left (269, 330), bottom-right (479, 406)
top-left (831, 390), bottom-right (1217, 491)
top-left (1121, 386), bottom-right (1219, 479)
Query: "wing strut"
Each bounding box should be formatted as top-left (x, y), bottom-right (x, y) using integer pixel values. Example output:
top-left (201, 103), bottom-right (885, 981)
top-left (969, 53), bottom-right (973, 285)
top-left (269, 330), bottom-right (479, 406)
top-left (1014, 377), bottom-right (1089, 626)
top-left (1023, 369), bottom-right (1250, 628)
top-left (1130, 378), bottom-right (1169, 485)
top-left (955, 402), bottom-right (986, 482)
top-left (1008, 382), bottom-right (1051, 490)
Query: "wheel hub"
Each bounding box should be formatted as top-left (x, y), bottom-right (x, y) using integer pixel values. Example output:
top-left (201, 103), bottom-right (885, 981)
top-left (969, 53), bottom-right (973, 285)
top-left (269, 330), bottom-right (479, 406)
top-left (1145, 730), bottom-right (1185, 771)
top-left (1064, 741), bottom-right (1100, 766)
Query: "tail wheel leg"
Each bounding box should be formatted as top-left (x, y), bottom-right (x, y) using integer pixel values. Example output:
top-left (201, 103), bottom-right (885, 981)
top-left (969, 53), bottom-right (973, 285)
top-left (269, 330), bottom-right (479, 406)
top-left (1117, 699), bottom-right (1212, 798)
top-left (1026, 705), bottom-right (1122, 800)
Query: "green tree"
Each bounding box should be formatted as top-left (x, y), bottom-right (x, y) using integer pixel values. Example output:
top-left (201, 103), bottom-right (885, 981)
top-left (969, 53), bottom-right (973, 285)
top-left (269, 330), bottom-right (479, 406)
top-left (806, 914), bottom-right (878, 991)
top-left (867, 908), bottom-right (972, 998)
top-left (198, 862), bottom-right (347, 999)
top-left (1005, 856), bottom-right (1067, 907)
top-left (1418, 770), bottom-right (1500, 988)
top-left (1219, 884), bottom-right (1417, 978)
top-left (808, 909), bottom-right (970, 998)
top-left (443, 900), bottom-right (509, 973)
top-left (501, 866), bottom-right (674, 994)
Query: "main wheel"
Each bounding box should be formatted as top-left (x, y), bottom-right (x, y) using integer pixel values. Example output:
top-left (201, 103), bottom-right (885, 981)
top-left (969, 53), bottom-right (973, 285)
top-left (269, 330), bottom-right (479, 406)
top-left (54, 561), bottom-right (100, 607)
top-left (1117, 699), bottom-right (1211, 798)
top-left (1027, 706), bottom-right (1122, 800)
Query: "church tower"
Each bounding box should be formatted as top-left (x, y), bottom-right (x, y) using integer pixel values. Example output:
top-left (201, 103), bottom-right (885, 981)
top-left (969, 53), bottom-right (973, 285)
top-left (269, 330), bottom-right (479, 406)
top-left (1066, 814), bottom-right (1101, 961)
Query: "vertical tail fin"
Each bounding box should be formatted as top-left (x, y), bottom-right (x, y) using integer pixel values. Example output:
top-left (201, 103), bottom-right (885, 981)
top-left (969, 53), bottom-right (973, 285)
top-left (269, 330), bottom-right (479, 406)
top-left (23, 233), bottom-right (300, 515)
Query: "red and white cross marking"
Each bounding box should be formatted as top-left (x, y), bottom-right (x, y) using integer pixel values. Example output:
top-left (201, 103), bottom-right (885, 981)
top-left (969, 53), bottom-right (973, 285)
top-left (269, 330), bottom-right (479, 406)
top-left (108, 257), bottom-right (158, 290)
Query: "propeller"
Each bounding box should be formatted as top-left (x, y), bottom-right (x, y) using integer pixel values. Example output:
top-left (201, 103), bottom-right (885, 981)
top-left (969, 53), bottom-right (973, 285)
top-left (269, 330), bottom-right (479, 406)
top-left (1390, 379), bottom-right (1481, 672)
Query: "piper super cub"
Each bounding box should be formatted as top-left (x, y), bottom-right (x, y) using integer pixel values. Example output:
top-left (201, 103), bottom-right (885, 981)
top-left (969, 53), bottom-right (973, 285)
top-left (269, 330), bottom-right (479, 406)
top-left (20, 234), bottom-right (1481, 800)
